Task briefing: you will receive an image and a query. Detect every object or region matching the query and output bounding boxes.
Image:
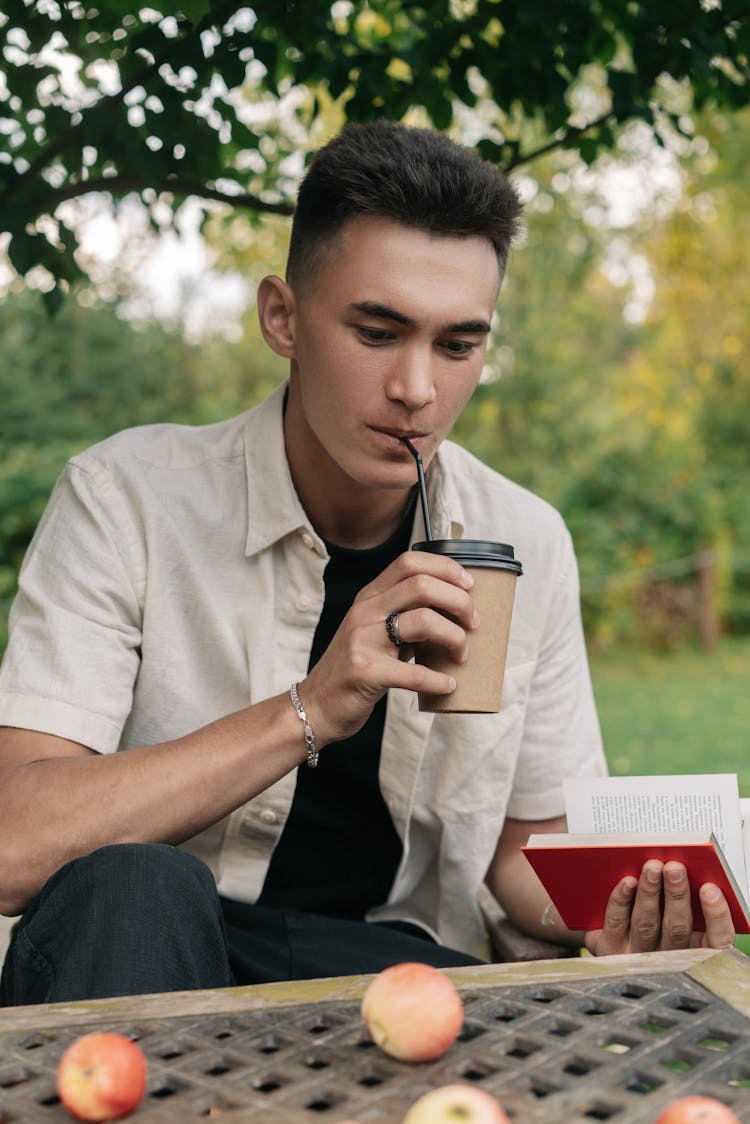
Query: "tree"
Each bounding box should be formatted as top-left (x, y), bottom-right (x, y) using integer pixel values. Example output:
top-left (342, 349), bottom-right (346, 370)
top-left (620, 107), bottom-right (750, 633)
top-left (1, 0), bottom-right (748, 302)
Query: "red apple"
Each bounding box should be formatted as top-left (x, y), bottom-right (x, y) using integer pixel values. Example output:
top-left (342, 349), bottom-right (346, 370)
top-left (361, 961), bottom-right (464, 1062)
top-left (402, 1084), bottom-right (510, 1123)
top-left (655, 1096), bottom-right (740, 1123)
top-left (57, 1032), bottom-right (147, 1121)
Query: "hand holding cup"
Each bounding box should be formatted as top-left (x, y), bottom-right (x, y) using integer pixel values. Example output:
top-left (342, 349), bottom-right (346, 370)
top-left (301, 550), bottom-right (477, 744)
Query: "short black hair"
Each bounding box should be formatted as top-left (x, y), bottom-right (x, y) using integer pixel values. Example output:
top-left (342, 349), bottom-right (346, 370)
top-left (286, 120), bottom-right (523, 290)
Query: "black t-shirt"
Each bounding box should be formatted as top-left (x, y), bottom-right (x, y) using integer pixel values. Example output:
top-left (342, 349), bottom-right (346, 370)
top-left (257, 499), bottom-right (415, 919)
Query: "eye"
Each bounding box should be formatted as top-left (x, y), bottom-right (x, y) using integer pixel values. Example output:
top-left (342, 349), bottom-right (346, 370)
top-left (440, 339), bottom-right (476, 356)
top-left (357, 326), bottom-right (395, 344)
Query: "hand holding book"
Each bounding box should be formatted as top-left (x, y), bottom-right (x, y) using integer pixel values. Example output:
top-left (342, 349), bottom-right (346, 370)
top-left (522, 775), bottom-right (745, 955)
top-left (591, 855), bottom-right (735, 956)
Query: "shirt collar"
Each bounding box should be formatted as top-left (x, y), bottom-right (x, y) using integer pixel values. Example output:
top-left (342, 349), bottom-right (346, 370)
top-left (420, 443), bottom-right (466, 543)
top-left (242, 381), bottom-right (467, 556)
top-left (243, 381), bottom-right (326, 558)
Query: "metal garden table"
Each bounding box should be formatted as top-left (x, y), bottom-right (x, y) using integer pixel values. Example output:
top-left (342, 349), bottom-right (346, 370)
top-left (1, 947), bottom-right (749, 1122)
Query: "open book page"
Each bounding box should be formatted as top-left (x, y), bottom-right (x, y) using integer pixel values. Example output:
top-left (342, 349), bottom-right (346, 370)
top-left (562, 774), bottom-right (748, 900)
top-left (741, 798), bottom-right (750, 888)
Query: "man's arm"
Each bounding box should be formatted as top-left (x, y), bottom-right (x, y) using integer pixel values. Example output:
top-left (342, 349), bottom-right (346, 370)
top-left (485, 814), bottom-right (584, 946)
top-left (0, 696), bottom-right (307, 916)
top-left (0, 549), bottom-right (478, 917)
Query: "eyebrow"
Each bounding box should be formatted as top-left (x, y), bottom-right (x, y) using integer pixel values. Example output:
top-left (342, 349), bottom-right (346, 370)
top-left (350, 301), bottom-right (491, 335)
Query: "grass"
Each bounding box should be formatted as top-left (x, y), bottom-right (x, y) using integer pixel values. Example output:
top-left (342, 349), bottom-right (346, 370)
top-left (590, 635), bottom-right (750, 954)
top-left (590, 636), bottom-right (750, 794)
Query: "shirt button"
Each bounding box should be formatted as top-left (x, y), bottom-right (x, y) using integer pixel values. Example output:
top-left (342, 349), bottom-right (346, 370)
top-left (301, 531), bottom-right (315, 549)
top-left (296, 595), bottom-right (311, 611)
top-left (259, 808), bottom-right (277, 825)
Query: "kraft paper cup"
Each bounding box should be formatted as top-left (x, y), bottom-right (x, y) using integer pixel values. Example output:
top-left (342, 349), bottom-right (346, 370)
top-left (412, 539), bottom-right (522, 714)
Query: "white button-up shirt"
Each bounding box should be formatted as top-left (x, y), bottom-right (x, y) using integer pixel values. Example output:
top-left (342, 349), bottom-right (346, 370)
top-left (0, 382), bottom-right (606, 958)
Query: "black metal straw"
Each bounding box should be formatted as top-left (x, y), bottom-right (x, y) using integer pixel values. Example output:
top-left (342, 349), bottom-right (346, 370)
top-left (401, 437), bottom-right (433, 541)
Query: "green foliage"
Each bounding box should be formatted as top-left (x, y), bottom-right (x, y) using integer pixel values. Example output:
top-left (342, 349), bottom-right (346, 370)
top-left (2, 78), bottom-right (749, 655)
top-left (451, 107), bottom-right (750, 646)
top-left (1, 0), bottom-right (748, 291)
top-left (3, 296), bottom-right (193, 443)
top-left (453, 172), bottom-right (709, 639)
top-left (618, 108), bottom-right (750, 640)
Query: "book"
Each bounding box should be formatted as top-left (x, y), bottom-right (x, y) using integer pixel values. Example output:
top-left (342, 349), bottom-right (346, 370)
top-left (522, 830), bottom-right (750, 933)
top-left (521, 774), bottom-right (750, 934)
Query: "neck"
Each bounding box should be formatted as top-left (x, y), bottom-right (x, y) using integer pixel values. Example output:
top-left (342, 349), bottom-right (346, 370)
top-left (283, 419), bottom-right (413, 551)
top-left (297, 472), bottom-right (414, 550)
top-left (282, 373), bottom-right (421, 549)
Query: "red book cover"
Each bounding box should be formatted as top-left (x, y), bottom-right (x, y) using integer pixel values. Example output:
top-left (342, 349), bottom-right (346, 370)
top-left (522, 832), bottom-right (750, 934)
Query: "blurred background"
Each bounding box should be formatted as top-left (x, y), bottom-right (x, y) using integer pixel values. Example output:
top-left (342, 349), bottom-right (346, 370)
top-left (1, 1), bottom-right (749, 791)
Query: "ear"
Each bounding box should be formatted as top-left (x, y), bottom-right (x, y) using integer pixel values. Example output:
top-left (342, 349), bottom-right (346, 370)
top-left (257, 275), bottom-right (297, 358)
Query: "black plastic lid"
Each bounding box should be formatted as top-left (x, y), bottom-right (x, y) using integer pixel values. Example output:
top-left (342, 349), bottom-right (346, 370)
top-left (412, 538), bottom-right (523, 574)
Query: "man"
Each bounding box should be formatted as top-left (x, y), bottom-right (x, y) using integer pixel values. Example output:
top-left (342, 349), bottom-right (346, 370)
top-left (0, 122), bottom-right (735, 1005)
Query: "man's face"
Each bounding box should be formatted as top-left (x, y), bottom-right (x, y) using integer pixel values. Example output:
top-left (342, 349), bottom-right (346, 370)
top-left (283, 214), bottom-right (500, 496)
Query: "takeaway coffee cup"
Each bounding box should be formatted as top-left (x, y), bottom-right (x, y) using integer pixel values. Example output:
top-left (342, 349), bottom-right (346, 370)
top-left (411, 539), bottom-right (522, 714)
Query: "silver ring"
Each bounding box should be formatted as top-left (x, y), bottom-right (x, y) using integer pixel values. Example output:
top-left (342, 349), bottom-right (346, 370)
top-left (385, 611), bottom-right (405, 647)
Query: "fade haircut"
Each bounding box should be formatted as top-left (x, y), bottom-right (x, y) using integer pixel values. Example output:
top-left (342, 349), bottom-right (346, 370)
top-left (286, 120), bottom-right (523, 291)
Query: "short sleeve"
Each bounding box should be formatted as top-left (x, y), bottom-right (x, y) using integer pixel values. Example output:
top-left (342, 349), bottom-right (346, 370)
top-left (505, 526), bottom-right (607, 820)
top-left (0, 460), bottom-right (143, 752)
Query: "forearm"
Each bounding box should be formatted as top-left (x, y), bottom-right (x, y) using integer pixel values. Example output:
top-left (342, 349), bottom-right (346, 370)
top-left (487, 850), bottom-right (584, 947)
top-left (486, 814), bottom-right (585, 949)
top-left (0, 691), bottom-right (308, 914)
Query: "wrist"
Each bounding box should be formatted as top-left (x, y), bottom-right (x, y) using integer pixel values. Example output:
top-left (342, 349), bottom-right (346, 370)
top-left (289, 683), bottom-right (319, 768)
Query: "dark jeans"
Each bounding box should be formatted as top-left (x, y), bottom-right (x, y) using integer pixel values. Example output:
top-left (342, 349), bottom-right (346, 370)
top-left (0, 843), bottom-right (481, 1005)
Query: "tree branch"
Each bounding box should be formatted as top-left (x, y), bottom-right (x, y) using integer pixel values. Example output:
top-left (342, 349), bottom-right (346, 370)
top-left (506, 112), bottom-right (618, 171)
top-left (27, 174), bottom-right (294, 218)
top-left (152, 177), bottom-right (294, 215)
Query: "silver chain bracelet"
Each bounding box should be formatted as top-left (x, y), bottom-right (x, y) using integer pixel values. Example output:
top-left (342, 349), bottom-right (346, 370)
top-left (290, 682), bottom-right (319, 768)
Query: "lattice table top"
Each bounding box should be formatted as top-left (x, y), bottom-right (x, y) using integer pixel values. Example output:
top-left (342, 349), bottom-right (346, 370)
top-left (1, 948), bottom-right (749, 1122)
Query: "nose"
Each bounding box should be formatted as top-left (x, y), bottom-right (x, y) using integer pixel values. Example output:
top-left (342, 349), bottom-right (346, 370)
top-left (384, 345), bottom-right (436, 410)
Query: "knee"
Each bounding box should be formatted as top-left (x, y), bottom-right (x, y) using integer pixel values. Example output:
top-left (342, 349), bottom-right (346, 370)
top-left (37, 844), bottom-right (218, 925)
top-left (6, 846), bottom-right (230, 1002)
top-left (76, 843), bottom-right (213, 894)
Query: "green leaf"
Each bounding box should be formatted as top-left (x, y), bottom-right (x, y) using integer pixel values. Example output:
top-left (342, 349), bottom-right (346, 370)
top-left (608, 69), bottom-right (638, 118)
top-left (7, 230), bottom-right (46, 275)
top-left (578, 136), bottom-right (600, 165)
top-left (429, 92), bottom-right (453, 131)
top-left (42, 284), bottom-right (65, 316)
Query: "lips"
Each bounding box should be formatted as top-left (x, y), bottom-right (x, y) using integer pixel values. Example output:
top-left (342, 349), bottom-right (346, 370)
top-left (372, 426), bottom-right (428, 441)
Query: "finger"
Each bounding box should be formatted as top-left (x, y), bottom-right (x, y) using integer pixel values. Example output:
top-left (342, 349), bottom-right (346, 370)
top-left (584, 928), bottom-right (603, 956)
top-left (628, 861), bottom-right (664, 952)
top-left (659, 862), bottom-right (692, 950)
top-left (588, 876), bottom-right (637, 956)
top-left (374, 579), bottom-right (478, 669)
top-left (393, 605), bottom-right (476, 663)
top-left (390, 659), bottom-right (457, 697)
top-left (385, 571), bottom-right (479, 632)
top-left (363, 549), bottom-right (474, 601)
top-left (696, 883), bottom-right (736, 949)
